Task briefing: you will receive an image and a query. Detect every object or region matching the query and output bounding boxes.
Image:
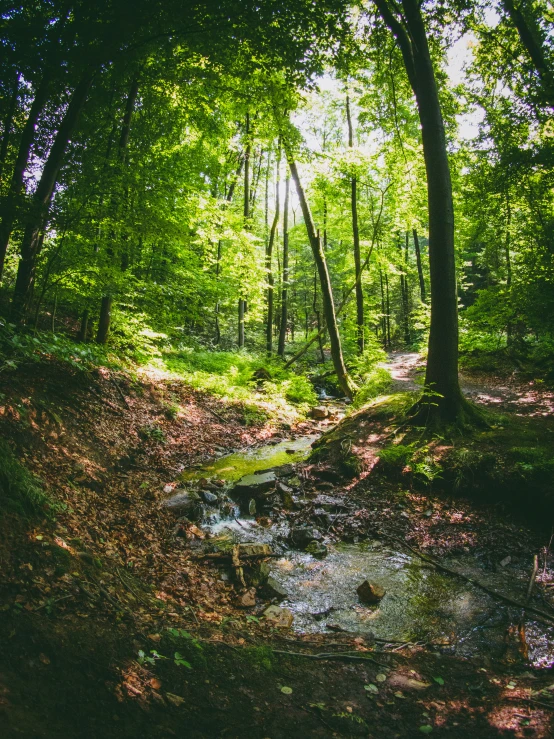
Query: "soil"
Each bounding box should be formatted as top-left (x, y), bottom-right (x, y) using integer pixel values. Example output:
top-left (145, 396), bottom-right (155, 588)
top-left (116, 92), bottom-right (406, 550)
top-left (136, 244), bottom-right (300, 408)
top-left (1, 355), bottom-right (554, 738)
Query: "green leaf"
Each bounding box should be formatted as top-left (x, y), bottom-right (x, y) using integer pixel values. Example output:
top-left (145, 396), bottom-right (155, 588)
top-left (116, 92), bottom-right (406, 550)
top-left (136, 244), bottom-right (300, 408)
top-left (364, 683), bottom-right (379, 694)
top-left (419, 726), bottom-right (433, 734)
top-left (433, 676), bottom-right (445, 686)
top-left (281, 686), bottom-right (293, 694)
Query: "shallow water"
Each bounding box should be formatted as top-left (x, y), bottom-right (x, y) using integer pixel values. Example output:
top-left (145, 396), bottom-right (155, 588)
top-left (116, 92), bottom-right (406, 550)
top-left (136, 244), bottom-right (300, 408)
top-left (184, 436), bottom-right (554, 668)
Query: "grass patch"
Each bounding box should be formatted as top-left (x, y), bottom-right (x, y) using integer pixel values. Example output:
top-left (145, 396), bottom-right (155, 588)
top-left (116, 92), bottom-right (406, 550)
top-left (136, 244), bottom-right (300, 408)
top-left (0, 440), bottom-right (57, 518)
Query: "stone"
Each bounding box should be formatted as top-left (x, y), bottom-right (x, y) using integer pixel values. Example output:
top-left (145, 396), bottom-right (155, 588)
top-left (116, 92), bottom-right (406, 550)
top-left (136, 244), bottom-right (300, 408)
top-left (263, 605), bottom-right (294, 628)
top-left (165, 693), bottom-right (186, 707)
top-left (288, 525), bottom-right (322, 550)
top-left (248, 561), bottom-right (271, 587)
top-left (162, 489), bottom-right (201, 515)
top-left (357, 580), bottom-right (386, 605)
top-left (237, 588), bottom-right (257, 608)
top-left (305, 541), bottom-right (328, 558)
top-left (310, 406), bottom-right (329, 419)
top-left (263, 576), bottom-right (288, 601)
top-left (233, 471), bottom-right (276, 498)
top-left (201, 490), bottom-right (219, 505)
top-left (238, 543), bottom-right (273, 557)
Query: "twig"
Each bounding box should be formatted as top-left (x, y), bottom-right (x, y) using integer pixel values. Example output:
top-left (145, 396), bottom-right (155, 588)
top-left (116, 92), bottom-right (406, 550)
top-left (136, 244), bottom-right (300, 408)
top-left (34, 594), bottom-right (74, 610)
top-left (110, 375), bottom-right (130, 409)
top-left (271, 649), bottom-right (389, 666)
top-left (379, 532), bottom-right (554, 626)
top-left (525, 555), bottom-right (539, 605)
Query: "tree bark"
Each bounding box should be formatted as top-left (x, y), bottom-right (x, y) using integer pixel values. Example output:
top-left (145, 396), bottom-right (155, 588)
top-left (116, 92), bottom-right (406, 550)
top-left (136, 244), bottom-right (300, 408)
top-left (0, 74), bottom-right (51, 282)
top-left (285, 150), bottom-right (356, 398)
top-left (78, 309), bottom-right (89, 343)
top-left (412, 227), bottom-right (426, 303)
top-left (266, 149), bottom-right (280, 354)
top-left (346, 93), bottom-right (364, 354)
top-left (375, 0), bottom-right (469, 423)
top-left (238, 113), bottom-right (250, 349)
top-left (11, 73), bottom-right (93, 322)
top-left (96, 296), bottom-right (112, 344)
top-left (277, 174), bottom-right (289, 357)
top-left (502, 0), bottom-right (554, 107)
top-left (0, 72), bottom-right (20, 180)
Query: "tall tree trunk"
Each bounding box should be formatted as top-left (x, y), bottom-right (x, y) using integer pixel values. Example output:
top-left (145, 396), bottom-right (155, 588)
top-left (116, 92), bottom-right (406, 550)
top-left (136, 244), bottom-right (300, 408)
top-left (96, 296), bottom-right (113, 344)
top-left (285, 150), bottom-right (356, 398)
top-left (385, 272), bottom-right (391, 349)
top-left (0, 75), bottom-right (51, 282)
top-left (0, 72), bottom-right (20, 180)
top-left (412, 227), bottom-right (426, 303)
top-left (266, 148), bottom-right (280, 354)
top-left (379, 267), bottom-right (387, 348)
top-left (277, 175), bottom-right (289, 357)
top-left (375, 0), bottom-right (469, 423)
top-left (401, 231), bottom-right (410, 344)
top-left (238, 113), bottom-right (250, 349)
top-left (502, 0), bottom-right (554, 107)
top-left (78, 309), bottom-right (89, 342)
top-left (313, 270), bottom-right (325, 362)
top-left (11, 73), bottom-right (93, 322)
top-left (346, 92), bottom-right (364, 354)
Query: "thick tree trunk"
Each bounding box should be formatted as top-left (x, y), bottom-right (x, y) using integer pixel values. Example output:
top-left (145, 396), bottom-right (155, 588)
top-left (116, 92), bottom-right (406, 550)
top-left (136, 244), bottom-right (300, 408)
top-left (286, 151), bottom-right (356, 398)
top-left (412, 227), bottom-right (426, 303)
top-left (346, 93), bottom-right (364, 354)
top-left (0, 75), bottom-right (51, 282)
top-left (11, 74), bottom-right (93, 322)
top-left (375, 0), bottom-right (470, 423)
top-left (277, 175), bottom-right (289, 357)
top-left (96, 296), bottom-right (112, 344)
top-left (266, 151), bottom-right (280, 354)
top-left (401, 232), bottom-right (410, 345)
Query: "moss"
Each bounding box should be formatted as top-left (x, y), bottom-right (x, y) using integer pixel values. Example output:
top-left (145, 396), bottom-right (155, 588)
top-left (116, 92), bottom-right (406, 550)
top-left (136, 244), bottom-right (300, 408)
top-left (241, 646), bottom-right (274, 671)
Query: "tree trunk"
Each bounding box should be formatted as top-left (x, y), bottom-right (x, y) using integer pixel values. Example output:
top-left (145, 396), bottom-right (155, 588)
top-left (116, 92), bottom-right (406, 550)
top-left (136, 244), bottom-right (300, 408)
top-left (401, 231), bottom-right (411, 344)
top-left (346, 93), bottom-right (364, 354)
top-left (285, 150), bottom-right (356, 398)
top-left (238, 113), bottom-right (250, 349)
top-left (277, 175), bottom-right (289, 357)
top-left (0, 72), bottom-right (20, 180)
top-left (96, 296), bottom-right (112, 344)
top-left (375, 0), bottom-right (470, 423)
top-left (266, 149), bottom-right (280, 354)
top-left (412, 227), bottom-right (426, 303)
top-left (11, 73), bottom-right (93, 322)
top-left (78, 309), bottom-right (89, 343)
top-left (502, 0), bottom-right (554, 107)
top-left (0, 74), bottom-right (51, 282)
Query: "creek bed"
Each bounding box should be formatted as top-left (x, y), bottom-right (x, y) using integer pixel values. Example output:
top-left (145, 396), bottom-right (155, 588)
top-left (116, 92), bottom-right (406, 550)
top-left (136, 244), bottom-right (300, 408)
top-left (181, 435), bottom-right (554, 668)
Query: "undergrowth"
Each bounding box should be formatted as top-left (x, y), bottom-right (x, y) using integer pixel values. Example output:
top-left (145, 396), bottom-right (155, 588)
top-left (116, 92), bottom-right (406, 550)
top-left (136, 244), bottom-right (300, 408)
top-left (0, 439), bottom-right (58, 518)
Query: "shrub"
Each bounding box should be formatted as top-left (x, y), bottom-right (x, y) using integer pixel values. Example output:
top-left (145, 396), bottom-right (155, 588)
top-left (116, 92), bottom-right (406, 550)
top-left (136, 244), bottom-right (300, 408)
top-left (0, 440), bottom-right (56, 518)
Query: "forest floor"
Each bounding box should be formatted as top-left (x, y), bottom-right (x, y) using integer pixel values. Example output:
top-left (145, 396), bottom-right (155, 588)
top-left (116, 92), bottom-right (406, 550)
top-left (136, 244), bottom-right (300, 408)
top-left (1, 353), bottom-right (554, 738)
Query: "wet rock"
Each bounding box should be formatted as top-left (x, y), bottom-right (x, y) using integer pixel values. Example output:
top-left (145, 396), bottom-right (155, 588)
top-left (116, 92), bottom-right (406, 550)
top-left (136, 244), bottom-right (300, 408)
top-left (277, 481), bottom-right (295, 510)
top-left (305, 541), bottom-right (328, 558)
top-left (263, 576), bottom-right (288, 601)
top-left (288, 525), bottom-right (323, 550)
top-left (238, 543), bottom-right (273, 557)
top-left (263, 605), bottom-right (293, 628)
top-left (310, 406), bottom-right (329, 419)
top-left (200, 490), bottom-right (219, 505)
top-left (255, 463), bottom-right (295, 478)
top-left (248, 498), bottom-right (257, 515)
top-left (313, 468), bottom-right (343, 483)
top-left (233, 471), bottom-right (276, 498)
top-left (313, 494), bottom-right (349, 512)
top-left (162, 489), bottom-right (201, 515)
top-left (237, 588), bottom-right (257, 608)
top-left (248, 561), bottom-right (270, 587)
top-left (357, 580), bottom-right (386, 605)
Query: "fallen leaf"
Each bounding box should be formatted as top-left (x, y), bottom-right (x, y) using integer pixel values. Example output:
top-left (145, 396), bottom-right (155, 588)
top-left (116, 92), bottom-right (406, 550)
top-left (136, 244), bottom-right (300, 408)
top-left (281, 686), bottom-right (293, 695)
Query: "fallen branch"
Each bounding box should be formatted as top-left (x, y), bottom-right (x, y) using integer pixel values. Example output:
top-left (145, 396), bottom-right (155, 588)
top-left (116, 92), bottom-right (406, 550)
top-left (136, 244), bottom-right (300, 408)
top-left (271, 649), bottom-right (389, 666)
top-left (380, 532), bottom-right (554, 626)
top-left (110, 375), bottom-right (130, 409)
top-left (192, 551), bottom-right (280, 561)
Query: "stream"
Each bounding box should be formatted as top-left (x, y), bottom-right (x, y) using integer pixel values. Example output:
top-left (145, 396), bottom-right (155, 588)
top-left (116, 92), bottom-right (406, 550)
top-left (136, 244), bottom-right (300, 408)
top-left (170, 430), bottom-right (554, 669)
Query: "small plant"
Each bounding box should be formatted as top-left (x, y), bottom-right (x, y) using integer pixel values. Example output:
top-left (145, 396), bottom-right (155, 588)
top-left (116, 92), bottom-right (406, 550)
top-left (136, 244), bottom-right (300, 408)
top-left (138, 423), bottom-right (166, 443)
top-left (137, 649), bottom-right (192, 669)
top-left (162, 402), bottom-right (179, 420)
top-left (0, 440), bottom-right (58, 518)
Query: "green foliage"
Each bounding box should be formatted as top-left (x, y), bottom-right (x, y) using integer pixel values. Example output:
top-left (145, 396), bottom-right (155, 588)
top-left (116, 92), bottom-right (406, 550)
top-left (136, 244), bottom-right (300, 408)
top-left (0, 440), bottom-right (57, 518)
top-left (138, 423), bottom-right (166, 443)
top-left (352, 367), bottom-right (392, 409)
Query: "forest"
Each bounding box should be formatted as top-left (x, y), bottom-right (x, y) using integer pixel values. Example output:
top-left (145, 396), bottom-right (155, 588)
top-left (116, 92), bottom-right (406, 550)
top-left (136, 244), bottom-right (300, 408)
top-left (0, 1), bottom-right (553, 737)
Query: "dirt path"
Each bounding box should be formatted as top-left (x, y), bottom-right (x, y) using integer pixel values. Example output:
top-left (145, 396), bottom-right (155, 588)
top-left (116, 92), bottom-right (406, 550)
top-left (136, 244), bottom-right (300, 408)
top-left (386, 350), bottom-right (554, 417)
